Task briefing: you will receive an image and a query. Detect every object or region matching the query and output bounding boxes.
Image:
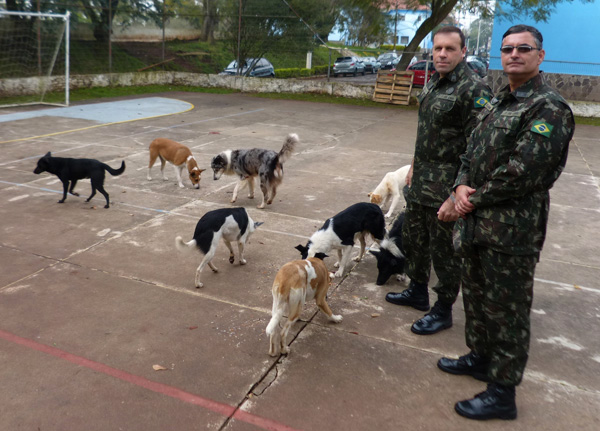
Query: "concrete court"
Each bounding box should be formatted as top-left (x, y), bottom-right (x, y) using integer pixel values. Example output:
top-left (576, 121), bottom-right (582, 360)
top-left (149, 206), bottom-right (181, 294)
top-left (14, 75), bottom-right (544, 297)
top-left (0, 92), bottom-right (598, 431)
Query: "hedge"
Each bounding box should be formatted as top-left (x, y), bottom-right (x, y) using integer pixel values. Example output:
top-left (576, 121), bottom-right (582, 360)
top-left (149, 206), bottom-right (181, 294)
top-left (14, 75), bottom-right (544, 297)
top-left (274, 65), bottom-right (330, 78)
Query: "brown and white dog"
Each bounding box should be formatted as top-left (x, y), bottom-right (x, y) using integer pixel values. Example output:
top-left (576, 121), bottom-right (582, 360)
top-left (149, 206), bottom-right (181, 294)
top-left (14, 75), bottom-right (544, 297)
top-left (368, 164), bottom-right (411, 218)
top-left (148, 138), bottom-right (205, 189)
top-left (266, 255), bottom-right (342, 356)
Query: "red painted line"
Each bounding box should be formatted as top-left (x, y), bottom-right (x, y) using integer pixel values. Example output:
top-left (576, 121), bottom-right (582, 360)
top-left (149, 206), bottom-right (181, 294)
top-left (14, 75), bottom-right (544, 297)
top-left (0, 329), bottom-right (301, 431)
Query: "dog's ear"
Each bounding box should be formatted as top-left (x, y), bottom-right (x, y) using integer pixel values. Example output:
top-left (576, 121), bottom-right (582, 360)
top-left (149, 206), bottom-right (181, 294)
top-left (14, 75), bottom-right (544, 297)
top-left (295, 244), bottom-right (309, 258)
top-left (44, 151), bottom-right (51, 158)
top-left (198, 168), bottom-right (207, 174)
top-left (254, 221), bottom-right (264, 229)
top-left (314, 252), bottom-right (328, 260)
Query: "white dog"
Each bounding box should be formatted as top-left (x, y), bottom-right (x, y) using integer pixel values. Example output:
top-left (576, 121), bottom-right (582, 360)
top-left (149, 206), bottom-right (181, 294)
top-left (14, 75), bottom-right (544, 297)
top-left (368, 165), bottom-right (411, 218)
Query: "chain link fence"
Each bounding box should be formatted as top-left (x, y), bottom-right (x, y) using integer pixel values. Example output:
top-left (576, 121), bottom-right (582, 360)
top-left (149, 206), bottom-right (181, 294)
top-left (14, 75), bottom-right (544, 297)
top-left (2, 3), bottom-right (600, 81)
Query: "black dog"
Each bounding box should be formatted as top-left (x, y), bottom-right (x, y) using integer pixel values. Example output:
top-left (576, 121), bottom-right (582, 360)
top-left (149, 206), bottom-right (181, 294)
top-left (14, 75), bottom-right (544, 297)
top-left (33, 152), bottom-right (125, 208)
top-left (296, 202), bottom-right (386, 278)
top-left (370, 212), bottom-right (406, 285)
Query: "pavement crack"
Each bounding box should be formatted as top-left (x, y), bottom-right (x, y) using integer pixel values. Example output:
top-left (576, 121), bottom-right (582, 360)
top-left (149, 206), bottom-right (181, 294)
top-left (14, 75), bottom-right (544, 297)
top-left (251, 364), bottom-right (279, 396)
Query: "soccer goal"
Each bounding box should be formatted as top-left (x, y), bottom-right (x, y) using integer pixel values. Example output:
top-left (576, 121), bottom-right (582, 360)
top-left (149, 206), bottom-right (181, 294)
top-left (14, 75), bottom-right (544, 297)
top-left (0, 10), bottom-right (70, 108)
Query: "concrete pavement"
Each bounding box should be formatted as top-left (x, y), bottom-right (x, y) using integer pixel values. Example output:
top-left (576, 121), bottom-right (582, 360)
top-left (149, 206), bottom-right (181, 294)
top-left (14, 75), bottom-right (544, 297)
top-left (0, 92), bottom-right (599, 430)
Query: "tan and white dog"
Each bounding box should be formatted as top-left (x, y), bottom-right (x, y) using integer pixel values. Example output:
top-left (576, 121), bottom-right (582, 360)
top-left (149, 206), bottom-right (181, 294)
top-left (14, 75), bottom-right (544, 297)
top-left (148, 138), bottom-right (206, 189)
top-left (266, 255), bottom-right (342, 356)
top-left (368, 164), bottom-right (411, 218)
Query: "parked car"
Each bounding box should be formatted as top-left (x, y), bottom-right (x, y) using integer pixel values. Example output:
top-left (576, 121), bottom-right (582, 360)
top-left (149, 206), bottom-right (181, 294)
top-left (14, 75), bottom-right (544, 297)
top-left (378, 52), bottom-right (399, 70)
top-left (220, 58), bottom-right (275, 78)
top-left (333, 56), bottom-right (365, 77)
top-left (362, 56), bottom-right (381, 74)
top-left (406, 60), bottom-right (436, 86)
top-left (466, 55), bottom-right (488, 78)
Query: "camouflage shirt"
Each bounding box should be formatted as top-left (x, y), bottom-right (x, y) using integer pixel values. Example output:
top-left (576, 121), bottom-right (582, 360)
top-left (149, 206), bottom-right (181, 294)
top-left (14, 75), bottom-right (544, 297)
top-left (407, 61), bottom-right (493, 208)
top-left (455, 73), bottom-right (575, 255)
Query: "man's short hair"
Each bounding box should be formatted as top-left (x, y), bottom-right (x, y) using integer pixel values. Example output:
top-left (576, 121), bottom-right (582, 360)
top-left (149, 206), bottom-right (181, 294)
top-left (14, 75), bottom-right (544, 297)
top-left (433, 26), bottom-right (465, 49)
top-left (502, 24), bottom-right (543, 49)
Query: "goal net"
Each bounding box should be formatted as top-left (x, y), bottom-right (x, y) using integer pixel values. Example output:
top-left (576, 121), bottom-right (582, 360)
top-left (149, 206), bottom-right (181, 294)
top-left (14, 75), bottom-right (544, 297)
top-left (0, 10), bottom-right (70, 107)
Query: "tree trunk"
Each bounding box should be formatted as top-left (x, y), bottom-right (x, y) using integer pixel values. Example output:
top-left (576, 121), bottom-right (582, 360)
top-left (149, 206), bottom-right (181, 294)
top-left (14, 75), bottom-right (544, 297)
top-left (201, 0), bottom-right (219, 43)
top-left (397, 0), bottom-right (459, 70)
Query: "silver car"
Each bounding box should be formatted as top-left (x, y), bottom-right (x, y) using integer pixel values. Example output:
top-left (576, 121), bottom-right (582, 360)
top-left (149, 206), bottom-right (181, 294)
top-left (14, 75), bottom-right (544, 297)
top-left (362, 56), bottom-right (381, 74)
top-left (333, 56), bottom-right (366, 77)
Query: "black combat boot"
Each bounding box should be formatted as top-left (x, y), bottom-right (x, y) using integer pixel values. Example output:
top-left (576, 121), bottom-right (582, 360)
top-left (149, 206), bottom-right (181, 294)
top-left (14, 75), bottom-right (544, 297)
top-left (437, 351), bottom-right (490, 382)
top-left (385, 280), bottom-right (429, 311)
top-left (411, 300), bottom-right (452, 335)
top-left (455, 383), bottom-right (517, 420)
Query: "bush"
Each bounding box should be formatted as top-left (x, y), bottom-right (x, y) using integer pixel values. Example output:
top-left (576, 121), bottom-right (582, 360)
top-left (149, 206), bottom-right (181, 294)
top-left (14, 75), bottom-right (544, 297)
top-left (274, 65), bottom-right (330, 78)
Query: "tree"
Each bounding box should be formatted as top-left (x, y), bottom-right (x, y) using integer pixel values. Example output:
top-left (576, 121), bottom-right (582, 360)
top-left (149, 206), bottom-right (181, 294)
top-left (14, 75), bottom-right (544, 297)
top-left (465, 17), bottom-right (493, 54)
top-left (221, 0), bottom-right (338, 74)
top-left (334, 0), bottom-right (389, 46)
top-left (76, 0), bottom-right (121, 42)
top-left (396, 0), bottom-right (594, 70)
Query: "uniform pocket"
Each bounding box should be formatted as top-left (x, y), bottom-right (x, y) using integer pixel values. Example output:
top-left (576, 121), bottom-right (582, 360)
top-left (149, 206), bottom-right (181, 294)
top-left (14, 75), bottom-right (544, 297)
top-left (493, 115), bottom-right (520, 137)
top-left (432, 95), bottom-right (456, 112)
top-left (410, 163), bottom-right (458, 204)
top-left (473, 206), bottom-right (516, 248)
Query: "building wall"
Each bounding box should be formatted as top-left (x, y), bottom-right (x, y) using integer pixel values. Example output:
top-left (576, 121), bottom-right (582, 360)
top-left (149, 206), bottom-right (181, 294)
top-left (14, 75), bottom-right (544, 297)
top-left (385, 10), bottom-right (432, 49)
top-left (489, 2), bottom-right (600, 76)
top-left (487, 70), bottom-right (600, 103)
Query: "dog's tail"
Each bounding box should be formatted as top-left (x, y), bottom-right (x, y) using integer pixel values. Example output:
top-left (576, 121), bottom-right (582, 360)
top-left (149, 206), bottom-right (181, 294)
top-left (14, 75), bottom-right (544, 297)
top-left (266, 285), bottom-right (285, 336)
top-left (105, 161), bottom-right (126, 176)
top-left (277, 133), bottom-right (298, 164)
top-left (175, 236), bottom-right (197, 253)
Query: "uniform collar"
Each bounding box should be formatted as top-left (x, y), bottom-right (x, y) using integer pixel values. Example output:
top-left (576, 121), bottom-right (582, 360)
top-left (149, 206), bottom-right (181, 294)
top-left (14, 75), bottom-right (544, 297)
top-left (427, 60), bottom-right (467, 94)
top-left (434, 60), bottom-right (468, 85)
top-left (499, 72), bottom-right (545, 102)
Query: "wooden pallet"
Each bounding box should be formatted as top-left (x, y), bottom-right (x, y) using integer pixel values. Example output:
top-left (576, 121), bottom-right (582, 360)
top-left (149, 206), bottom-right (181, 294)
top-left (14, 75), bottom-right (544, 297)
top-left (372, 70), bottom-right (414, 105)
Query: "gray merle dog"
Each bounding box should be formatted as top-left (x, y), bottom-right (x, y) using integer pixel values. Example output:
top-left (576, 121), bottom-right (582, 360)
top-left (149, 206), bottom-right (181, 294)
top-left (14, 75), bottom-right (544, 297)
top-left (210, 134), bottom-right (298, 209)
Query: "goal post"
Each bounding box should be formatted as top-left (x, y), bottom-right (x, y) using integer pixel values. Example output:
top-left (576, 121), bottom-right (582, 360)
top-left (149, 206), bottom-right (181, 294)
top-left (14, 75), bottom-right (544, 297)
top-left (0, 10), bottom-right (70, 107)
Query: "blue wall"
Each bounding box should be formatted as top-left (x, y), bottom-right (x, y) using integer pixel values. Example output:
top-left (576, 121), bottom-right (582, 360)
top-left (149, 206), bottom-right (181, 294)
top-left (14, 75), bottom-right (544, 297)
top-left (489, 1), bottom-right (600, 76)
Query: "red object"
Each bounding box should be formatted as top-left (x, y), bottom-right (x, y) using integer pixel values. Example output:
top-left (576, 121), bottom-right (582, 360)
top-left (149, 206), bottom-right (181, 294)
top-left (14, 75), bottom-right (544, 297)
top-left (406, 60), bottom-right (436, 86)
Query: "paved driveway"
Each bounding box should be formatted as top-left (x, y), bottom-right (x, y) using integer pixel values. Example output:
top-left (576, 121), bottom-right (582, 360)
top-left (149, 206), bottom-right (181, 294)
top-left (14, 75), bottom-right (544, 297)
top-left (0, 92), bottom-right (598, 430)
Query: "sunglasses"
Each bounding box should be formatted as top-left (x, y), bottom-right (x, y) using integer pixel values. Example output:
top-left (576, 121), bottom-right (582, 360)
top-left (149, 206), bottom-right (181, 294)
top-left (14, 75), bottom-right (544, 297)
top-left (500, 45), bottom-right (540, 54)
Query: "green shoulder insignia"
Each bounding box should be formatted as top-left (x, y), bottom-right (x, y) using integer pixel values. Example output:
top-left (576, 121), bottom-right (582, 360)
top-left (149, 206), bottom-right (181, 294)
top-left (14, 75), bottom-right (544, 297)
top-left (531, 120), bottom-right (553, 137)
top-left (474, 96), bottom-right (490, 108)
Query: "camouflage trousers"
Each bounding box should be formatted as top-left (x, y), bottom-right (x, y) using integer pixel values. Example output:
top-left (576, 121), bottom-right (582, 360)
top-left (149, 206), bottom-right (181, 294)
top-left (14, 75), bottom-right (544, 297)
top-left (402, 200), bottom-right (461, 305)
top-left (462, 245), bottom-right (538, 386)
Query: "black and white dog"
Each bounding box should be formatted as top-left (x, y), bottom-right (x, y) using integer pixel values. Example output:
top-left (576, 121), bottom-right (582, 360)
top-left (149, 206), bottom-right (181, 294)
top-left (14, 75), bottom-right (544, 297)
top-left (175, 208), bottom-right (263, 288)
top-left (296, 202), bottom-right (386, 278)
top-left (210, 133), bottom-right (298, 209)
top-left (370, 212), bottom-right (407, 285)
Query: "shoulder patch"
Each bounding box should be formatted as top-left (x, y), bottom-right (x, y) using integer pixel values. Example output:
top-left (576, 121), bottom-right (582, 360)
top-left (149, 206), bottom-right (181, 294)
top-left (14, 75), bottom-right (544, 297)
top-left (474, 96), bottom-right (490, 108)
top-left (531, 120), bottom-right (553, 137)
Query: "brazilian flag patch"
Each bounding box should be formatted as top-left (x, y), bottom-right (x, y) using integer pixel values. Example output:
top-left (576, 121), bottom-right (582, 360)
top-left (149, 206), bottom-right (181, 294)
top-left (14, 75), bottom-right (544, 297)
top-left (531, 120), bottom-right (553, 137)
top-left (474, 96), bottom-right (489, 108)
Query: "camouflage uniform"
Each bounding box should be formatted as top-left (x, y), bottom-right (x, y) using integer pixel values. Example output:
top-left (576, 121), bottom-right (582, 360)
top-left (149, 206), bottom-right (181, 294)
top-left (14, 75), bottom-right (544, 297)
top-left (403, 61), bottom-right (492, 305)
top-left (454, 72), bottom-right (575, 385)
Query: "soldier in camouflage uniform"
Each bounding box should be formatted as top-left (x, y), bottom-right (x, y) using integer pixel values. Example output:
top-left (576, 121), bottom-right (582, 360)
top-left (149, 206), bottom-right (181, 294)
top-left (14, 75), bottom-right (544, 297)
top-left (385, 26), bottom-right (493, 336)
top-left (437, 25), bottom-right (575, 420)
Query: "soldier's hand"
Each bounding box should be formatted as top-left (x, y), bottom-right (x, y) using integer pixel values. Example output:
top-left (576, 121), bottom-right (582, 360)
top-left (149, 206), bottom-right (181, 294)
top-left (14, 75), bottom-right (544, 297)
top-left (455, 185), bottom-right (476, 216)
top-left (437, 197), bottom-right (460, 222)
